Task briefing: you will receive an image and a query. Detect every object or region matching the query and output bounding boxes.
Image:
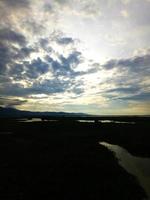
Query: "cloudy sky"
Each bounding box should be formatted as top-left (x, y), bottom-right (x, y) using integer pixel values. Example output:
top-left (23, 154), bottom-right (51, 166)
top-left (0, 0), bottom-right (150, 115)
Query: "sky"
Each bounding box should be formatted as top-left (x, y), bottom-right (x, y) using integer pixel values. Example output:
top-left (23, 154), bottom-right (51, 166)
top-left (0, 0), bottom-right (150, 115)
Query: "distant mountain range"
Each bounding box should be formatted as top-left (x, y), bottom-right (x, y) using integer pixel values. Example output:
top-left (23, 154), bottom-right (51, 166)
top-left (0, 107), bottom-right (89, 118)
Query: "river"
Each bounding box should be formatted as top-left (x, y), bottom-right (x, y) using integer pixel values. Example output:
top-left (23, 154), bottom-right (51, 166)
top-left (99, 141), bottom-right (150, 200)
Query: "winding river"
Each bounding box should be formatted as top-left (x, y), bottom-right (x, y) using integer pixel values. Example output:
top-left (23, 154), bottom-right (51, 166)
top-left (99, 141), bottom-right (150, 199)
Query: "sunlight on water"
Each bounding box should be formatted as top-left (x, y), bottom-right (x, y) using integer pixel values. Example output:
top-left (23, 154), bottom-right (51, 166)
top-left (78, 120), bottom-right (95, 123)
top-left (20, 118), bottom-right (42, 122)
top-left (101, 120), bottom-right (135, 124)
top-left (99, 142), bottom-right (150, 200)
top-left (19, 118), bottom-right (58, 122)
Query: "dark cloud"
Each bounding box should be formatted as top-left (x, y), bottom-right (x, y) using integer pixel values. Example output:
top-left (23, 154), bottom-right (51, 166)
top-left (31, 79), bottom-right (69, 94)
top-left (103, 86), bottom-right (150, 102)
top-left (56, 37), bottom-right (74, 45)
top-left (0, 75), bottom-right (10, 83)
top-left (34, 78), bottom-right (84, 95)
top-left (40, 34), bottom-right (75, 51)
top-left (0, 28), bottom-right (88, 95)
top-left (0, 97), bottom-right (27, 107)
top-left (60, 51), bottom-right (81, 66)
top-left (59, 51), bottom-right (81, 71)
top-left (0, 27), bottom-right (27, 71)
top-left (0, 28), bottom-right (26, 45)
top-left (0, 0), bottom-right (29, 8)
top-left (54, 0), bottom-right (67, 5)
top-left (0, 78), bottom-right (84, 97)
top-left (0, 29), bottom-right (96, 100)
top-left (46, 50), bottom-right (95, 78)
top-left (43, 3), bottom-right (53, 12)
top-left (24, 58), bottom-right (50, 79)
top-left (0, 82), bottom-right (26, 97)
top-left (106, 87), bottom-right (140, 94)
top-left (118, 92), bottom-right (150, 101)
top-left (5, 45), bottom-right (34, 62)
top-left (103, 59), bottom-right (117, 70)
top-left (40, 38), bottom-right (48, 48)
top-left (0, 42), bottom-right (11, 74)
top-left (46, 51), bottom-right (82, 77)
top-left (71, 86), bottom-right (84, 95)
top-left (15, 47), bottom-right (35, 59)
top-left (0, 27), bottom-right (35, 77)
top-left (0, 42), bottom-right (43, 80)
top-left (103, 54), bottom-right (150, 73)
top-left (39, 38), bottom-right (53, 52)
top-left (0, 44), bottom-right (34, 77)
top-left (100, 53), bottom-right (150, 104)
top-left (9, 64), bottom-right (24, 80)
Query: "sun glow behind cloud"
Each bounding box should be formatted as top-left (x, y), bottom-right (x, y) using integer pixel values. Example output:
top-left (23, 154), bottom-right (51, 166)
top-left (0, 0), bottom-right (150, 115)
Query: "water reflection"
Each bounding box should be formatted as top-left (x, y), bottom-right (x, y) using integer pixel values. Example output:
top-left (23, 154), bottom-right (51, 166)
top-left (78, 120), bottom-right (95, 123)
top-left (99, 141), bottom-right (150, 199)
top-left (18, 118), bottom-right (135, 124)
top-left (19, 118), bottom-right (42, 122)
top-left (101, 120), bottom-right (135, 124)
top-left (18, 118), bottom-right (58, 122)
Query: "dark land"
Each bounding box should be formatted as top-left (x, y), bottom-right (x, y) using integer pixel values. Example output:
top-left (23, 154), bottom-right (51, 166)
top-left (0, 112), bottom-right (150, 199)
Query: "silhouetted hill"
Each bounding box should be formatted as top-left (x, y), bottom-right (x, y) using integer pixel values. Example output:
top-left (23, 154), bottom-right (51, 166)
top-left (0, 107), bottom-right (89, 118)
